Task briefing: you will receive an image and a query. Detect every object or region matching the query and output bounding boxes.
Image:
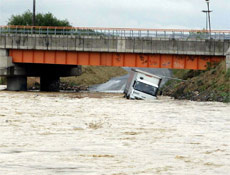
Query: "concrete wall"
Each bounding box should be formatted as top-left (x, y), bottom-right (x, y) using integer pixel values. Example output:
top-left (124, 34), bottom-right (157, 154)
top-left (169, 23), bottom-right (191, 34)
top-left (0, 49), bottom-right (14, 70)
top-left (0, 34), bottom-right (230, 56)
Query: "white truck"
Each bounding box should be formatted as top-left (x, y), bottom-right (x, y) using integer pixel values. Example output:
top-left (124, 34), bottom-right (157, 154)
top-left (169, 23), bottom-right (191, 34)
top-left (124, 69), bottom-right (162, 100)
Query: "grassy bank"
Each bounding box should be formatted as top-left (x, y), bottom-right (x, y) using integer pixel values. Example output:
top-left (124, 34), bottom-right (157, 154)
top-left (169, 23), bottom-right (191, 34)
top-left (162, 62), bottom-right (230, 103)
top-left (0, 77), bottom-right (6, 85)
top-left (61, 66), bottom-right (127, 88)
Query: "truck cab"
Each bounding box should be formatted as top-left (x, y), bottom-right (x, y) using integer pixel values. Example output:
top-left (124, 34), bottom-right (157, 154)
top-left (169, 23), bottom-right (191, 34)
top-left (124, 69), bottom-right (162, 100)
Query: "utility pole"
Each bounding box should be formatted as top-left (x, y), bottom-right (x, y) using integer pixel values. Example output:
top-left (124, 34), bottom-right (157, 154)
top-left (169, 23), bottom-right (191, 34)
top-left (32, 0), bottom-right (36, 26)
top-left (202, 10), bottom-right (209, 31)
top-left (205, 0), bottom-right (212, 33)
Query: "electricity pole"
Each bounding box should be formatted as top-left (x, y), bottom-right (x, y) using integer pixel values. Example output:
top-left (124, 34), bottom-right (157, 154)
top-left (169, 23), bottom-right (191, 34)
top-left (32, 0), bottom-right (36, 26)
top-left (202, 10), bottom-right (209, 31)
top-left (205, 0), bottom-right (212, 33)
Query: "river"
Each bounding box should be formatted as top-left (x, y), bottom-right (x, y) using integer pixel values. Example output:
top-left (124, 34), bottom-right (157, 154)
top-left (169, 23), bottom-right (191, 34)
top-left (0, 91), bottom-right (229, 175)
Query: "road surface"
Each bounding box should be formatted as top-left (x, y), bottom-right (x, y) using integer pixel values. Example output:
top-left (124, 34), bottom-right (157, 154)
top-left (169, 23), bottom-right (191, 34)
top-left (89, 68), bottom-right (172, 93)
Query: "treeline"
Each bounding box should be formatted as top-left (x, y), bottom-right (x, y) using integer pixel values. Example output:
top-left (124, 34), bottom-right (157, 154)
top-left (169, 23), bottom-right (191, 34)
top-left (8, 10), bottom-right (71, 27)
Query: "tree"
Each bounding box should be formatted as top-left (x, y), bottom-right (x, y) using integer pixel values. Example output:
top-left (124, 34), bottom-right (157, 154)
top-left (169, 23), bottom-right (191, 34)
top-left (8, 10), bottom-right (71, 27)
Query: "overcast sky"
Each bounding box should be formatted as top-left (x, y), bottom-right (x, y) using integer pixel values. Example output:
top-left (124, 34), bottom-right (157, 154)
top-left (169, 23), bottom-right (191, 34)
top-left (0, 0), bottom-right (229, 30)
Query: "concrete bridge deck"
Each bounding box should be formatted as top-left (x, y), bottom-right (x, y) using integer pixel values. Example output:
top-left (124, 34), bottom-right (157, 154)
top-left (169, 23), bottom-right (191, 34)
top-left (1, 26), bottom-right (230, 55)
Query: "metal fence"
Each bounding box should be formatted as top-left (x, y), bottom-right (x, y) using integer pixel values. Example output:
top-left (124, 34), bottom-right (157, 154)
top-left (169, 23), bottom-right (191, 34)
top-left (0, 25), bottom-right (230, 40)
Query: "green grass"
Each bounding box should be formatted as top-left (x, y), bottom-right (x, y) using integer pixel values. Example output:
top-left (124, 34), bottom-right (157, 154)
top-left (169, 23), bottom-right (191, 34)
top-left (225, 68), bottom-right (230, 79)
top-left (0, 77), bottom-right (6, 85)
top-left (61, 66), bottom-right (127, 87)
top-left (162, 62), bottom-right (230, 103)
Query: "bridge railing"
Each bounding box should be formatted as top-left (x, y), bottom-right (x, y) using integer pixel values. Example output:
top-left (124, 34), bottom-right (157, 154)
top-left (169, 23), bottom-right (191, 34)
top-left (0, 25), bottom-right (230, 40)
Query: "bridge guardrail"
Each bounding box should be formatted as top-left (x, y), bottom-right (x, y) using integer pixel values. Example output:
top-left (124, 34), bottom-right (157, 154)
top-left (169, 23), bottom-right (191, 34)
top-left (0, 25), bottom-right (230, 40)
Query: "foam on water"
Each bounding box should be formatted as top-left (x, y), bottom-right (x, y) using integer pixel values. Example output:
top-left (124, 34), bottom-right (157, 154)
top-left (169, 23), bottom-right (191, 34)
top-left (0, 91), bottom-right (229, 175)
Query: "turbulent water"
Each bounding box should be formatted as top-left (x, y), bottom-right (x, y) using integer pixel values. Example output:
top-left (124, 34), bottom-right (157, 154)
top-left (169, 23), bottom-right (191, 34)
top-left (0, 91), bottom-right (230, 175)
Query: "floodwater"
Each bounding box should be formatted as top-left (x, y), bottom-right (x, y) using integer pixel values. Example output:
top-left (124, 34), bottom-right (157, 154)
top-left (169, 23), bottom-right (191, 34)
top-left (0, 90), bottom-right (230, 175)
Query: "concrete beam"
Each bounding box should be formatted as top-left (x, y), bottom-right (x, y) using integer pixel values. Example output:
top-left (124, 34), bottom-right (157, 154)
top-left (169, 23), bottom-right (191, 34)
top-left (0, 56), bottom-right (13, 68)
top-left (0, 49), bottom-right (8, 56)
top-left (0, 49), bottom-right (14, 69)
top-left (0, 65), bottom-right (26, 77)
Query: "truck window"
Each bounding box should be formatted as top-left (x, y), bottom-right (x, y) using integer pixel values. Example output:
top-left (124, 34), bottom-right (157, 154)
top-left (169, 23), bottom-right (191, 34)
top-left (133, 81), bottom-right (157, 96)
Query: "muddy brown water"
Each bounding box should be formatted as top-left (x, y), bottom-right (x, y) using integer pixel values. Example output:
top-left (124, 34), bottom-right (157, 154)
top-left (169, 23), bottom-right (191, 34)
top-left (0, 91), bottom-right (229, 175)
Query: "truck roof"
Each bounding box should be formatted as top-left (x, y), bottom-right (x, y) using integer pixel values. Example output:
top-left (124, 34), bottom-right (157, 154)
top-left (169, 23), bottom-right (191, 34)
top-left (131, 68), bottom-right (162, 80)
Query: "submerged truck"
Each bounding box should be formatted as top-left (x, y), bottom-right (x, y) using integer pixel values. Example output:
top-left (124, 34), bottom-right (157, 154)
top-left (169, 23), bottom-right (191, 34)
top-left (124, 69), bottom-right (162, 100)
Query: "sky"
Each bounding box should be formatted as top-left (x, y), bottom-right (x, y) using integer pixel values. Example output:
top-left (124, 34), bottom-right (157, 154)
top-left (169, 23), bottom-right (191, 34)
top-left (0, 0), bottom-right (229, 30)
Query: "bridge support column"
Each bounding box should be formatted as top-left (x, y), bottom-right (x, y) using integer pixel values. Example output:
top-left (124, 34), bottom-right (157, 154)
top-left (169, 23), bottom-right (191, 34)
top-left (7, 76), bottom-right (27, 91)
top-left (40, 76), bottom-right (60, 92)
top-left (226, 49), bottom-right (230, 70)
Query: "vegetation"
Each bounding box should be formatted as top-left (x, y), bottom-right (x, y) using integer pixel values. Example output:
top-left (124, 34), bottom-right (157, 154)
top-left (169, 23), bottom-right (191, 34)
top-left (8, 10), bottom-right (71, 26)
top-left (0, 77), bottom-right (6, 85)
top-left (7, 11), bottom-right (105, 36)
top-left (162, 62), bottom-right (230, 103)
top-left (188, 29), bottom-right (210, 39)
top-left (61, 66), bottom-right (127, 87)
top-left (26, 66), bottom-right (127, 90)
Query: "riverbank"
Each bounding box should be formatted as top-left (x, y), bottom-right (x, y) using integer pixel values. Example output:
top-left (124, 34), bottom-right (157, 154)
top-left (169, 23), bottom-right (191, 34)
top-left (26, 66), bottom-right (127, 91)
top-left (161, 62), bottom-right (230, 103)
top-left (61, 66), bottom-right (127, 87)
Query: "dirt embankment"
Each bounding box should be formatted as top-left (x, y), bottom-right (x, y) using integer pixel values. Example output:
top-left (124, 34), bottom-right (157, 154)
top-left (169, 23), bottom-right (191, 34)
top-left (161, 62), bottom-right (230, 103)
top-left (26, 66), bottom-right (127, 91)
top-left (61, 66), bottom-right (127, 86)
top-left (60, 66), bottom-right (127, 90)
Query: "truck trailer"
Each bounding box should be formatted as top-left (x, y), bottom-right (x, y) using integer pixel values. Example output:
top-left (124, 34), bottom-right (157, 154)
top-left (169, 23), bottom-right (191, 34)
top-left (124, 69), bottom-right (162, 100)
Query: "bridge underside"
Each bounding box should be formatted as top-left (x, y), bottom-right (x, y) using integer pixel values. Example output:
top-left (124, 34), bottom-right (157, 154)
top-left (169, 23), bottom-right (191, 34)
top-left (9, 50), bottom-right (224, 70)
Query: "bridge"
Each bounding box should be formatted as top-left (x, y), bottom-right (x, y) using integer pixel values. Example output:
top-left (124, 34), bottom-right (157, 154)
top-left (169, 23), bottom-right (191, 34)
top-left (0, 25), bottom-right (230, 91)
